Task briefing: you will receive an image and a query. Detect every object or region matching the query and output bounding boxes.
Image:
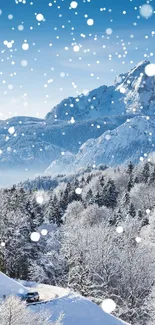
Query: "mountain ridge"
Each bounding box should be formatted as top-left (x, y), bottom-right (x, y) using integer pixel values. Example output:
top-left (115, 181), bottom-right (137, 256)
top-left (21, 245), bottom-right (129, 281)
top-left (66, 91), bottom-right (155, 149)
top-left (0, 60), bottom-right (155, 184)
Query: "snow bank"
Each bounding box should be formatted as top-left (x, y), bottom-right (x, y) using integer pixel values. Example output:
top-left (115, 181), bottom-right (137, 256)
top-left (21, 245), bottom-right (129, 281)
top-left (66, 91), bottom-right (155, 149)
top-left (0, 272), bottom-right (28, 298)
top-left (31, 293), bottom-right (128, 325)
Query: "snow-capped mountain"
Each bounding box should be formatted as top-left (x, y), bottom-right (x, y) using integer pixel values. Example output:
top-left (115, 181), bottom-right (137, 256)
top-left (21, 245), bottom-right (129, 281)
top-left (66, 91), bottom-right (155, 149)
top-left (46, 60), bottom-right (155, 121)
top-left (1, 60), bottom-right (155, 184)
top-left (45, 60), bottom-right (155, 174)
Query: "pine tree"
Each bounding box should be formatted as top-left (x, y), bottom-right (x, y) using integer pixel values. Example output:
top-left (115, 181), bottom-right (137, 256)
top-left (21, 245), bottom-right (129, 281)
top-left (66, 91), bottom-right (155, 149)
top-left (109, 213), bottom-right (117, 226)
top-left (49, 195), bottom-right (63, 226)
top-left (127, 179), bottom-right (133, 192)
top-left (142, 217), bottom-right (149, 227)
top-left (81, 176), bottom-right (86, 186)
top-left (116, 208), bottom-right (123, 224)
top-left (95, 191), bottom-right (102, 207)
top-left (129, 203), bottom-right (136, 218)
top-left (137, 209), bottom-right (143, 221)
top-left (86, 174), bottom-right (93, 184)
top-left (59, 182), bottom-right (72, 212)
top-left (68, 185), bottom-right (82, 204)
top-left (127, 161), bottom-right (134, 175)
top-left (134, 176), bottom-right (139, 184)
top-left (121, 192), bottom-right (130, 207)
top-left (103, 179), bottom-right (118, 209)
top-left (142, 163), bottom-right (150, 183)
top-left (125, 192), bottom-right (130, 205)
top-left (86, 189), bottom-right (94, 205)
top-left (127, 161), bottom-right (134, 192)
top-left (99, 176), bottom-right (105, 187)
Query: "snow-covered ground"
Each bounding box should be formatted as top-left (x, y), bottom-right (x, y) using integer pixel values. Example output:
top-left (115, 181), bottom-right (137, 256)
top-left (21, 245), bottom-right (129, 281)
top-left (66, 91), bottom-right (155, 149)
top-left (0, 272), bottom-right (28, 298)
top-left (21, 280), bottom-right (128, 324)
top-left (0, 272), bottom-right (129, 324)
top-left (31, 293), bottom-right (128, 325)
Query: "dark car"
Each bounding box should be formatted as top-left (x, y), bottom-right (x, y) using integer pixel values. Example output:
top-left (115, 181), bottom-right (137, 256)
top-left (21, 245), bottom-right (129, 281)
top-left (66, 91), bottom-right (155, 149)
top-left (25, 292), bottom-right (40, 303)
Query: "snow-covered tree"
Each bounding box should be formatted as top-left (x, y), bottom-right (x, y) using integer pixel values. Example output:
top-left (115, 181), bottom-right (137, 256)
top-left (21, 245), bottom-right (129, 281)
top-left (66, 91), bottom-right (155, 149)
top-left (0, 296), bottom-right (63, 325)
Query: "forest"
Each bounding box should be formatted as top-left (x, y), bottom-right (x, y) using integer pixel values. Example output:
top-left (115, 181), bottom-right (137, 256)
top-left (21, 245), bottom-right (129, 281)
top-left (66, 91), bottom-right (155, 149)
top-left (1, 161), bottom-right (155, 325)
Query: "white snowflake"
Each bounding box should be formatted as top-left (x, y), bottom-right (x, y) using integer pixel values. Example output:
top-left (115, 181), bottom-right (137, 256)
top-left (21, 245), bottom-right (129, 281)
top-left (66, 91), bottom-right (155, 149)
top-left (87, 18), bottom-right (94, 26)
top-left (30, 232), bottom-right (40, 242)
top-left (73, 45), bottom-right (80, 52)
top-left (106, 28), bottom-right (113, 35)
top-left (36, 13), bottom-right (44, 22)
top-left (145, 63), bottom-right (155, 77)
top-left (136, 237), bottom-right (142, 243)
top-left (75, 188), bottom-right (82, 195)
top-left (101, 299), bottom-right (116, 314)
top-left (8, 126), bottom-right (15, 134)
top-left (70, 1), bottom-right (78, 9)
top-left (41, 229), bottom-right (48, 236)
top-left (22, 43), bottom-right (29, 50)
top-left (140, 4), bottom-right (153, 18)
top-left (21, 60), bottom-right (28, 67)
top-left (116, 226), bottom-right (124, 234)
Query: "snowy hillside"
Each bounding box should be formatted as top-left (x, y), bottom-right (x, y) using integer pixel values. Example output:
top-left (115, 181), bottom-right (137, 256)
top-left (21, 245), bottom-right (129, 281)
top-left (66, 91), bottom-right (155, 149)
top-left (0, 272), bottom-right (28, 298)
top-left (73, 115), bottom-right (155, 166)
top-left (31, 293), bottom-right (128, 325)
top-left (0, 272), bottom-right (128, 325)
top-left (46, 115), bottom-right (155, 173)
top-left (0, 116), bottom-right (116, 173)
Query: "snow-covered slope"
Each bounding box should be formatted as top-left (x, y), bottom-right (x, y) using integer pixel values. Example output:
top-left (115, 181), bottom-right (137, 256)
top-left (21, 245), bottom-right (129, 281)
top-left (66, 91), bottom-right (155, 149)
top-left (31, 293), bottom-right (128, 325)
top-left (0, 274), bottom-right (128, 324)
top-left (115, 61), bottom-right (155, 115)
top-left (0, 117), bottom-right (118, 173)
top-left (46, 115), bottom-right (155, 173)
top-left (0, 272), bottom-right (28, 298)
top-left (74, 115), bottom-right (155, 166)
top-left (0, 117), bottom-right (62, 169)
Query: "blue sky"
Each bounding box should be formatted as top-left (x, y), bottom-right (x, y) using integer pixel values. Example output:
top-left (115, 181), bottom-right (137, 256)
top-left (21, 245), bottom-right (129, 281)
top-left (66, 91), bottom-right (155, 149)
top-left (0, 0), bottom-right (155, 119)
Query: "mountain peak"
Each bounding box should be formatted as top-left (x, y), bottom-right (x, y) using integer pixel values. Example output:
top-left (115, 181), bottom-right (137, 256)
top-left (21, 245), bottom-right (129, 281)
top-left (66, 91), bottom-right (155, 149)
top-left (114, 60), bottom-right (151, 86)
top-left (128, 60), bottom-right (150, 77)
top-left (46, 61), bottom-right (155, 122)
top-left (131, 60), bottom-right (150, 70)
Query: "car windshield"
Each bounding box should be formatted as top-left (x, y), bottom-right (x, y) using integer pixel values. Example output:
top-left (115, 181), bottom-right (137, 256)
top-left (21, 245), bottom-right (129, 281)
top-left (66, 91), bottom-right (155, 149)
top-left (27, 292), bottom-right (37, 296)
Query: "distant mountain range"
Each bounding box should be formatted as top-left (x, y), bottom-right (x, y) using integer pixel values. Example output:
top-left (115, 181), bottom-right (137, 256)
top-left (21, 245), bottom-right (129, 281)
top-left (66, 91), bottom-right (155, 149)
top-left (1, 60), bottom-right (155, 184)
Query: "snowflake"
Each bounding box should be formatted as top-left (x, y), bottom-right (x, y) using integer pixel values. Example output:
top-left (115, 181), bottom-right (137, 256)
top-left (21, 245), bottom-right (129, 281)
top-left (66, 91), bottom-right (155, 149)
top-left (30, 232), bottom-right (40, 242)
top-left (140, 4), bottom-right (153, 18)
top-left (36, 13), bottom-right (44, 22)
top-left (70, 1), bottom-right (78, 9)
top-left (75, 188), bottom-right (82, 195)
top-left (101, 299), bottom-right (116, 313)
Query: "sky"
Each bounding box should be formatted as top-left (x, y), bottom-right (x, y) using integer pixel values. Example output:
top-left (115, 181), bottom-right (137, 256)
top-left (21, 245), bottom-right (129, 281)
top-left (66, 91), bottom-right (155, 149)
top-left (0, 0), bottom-right (155, 119)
